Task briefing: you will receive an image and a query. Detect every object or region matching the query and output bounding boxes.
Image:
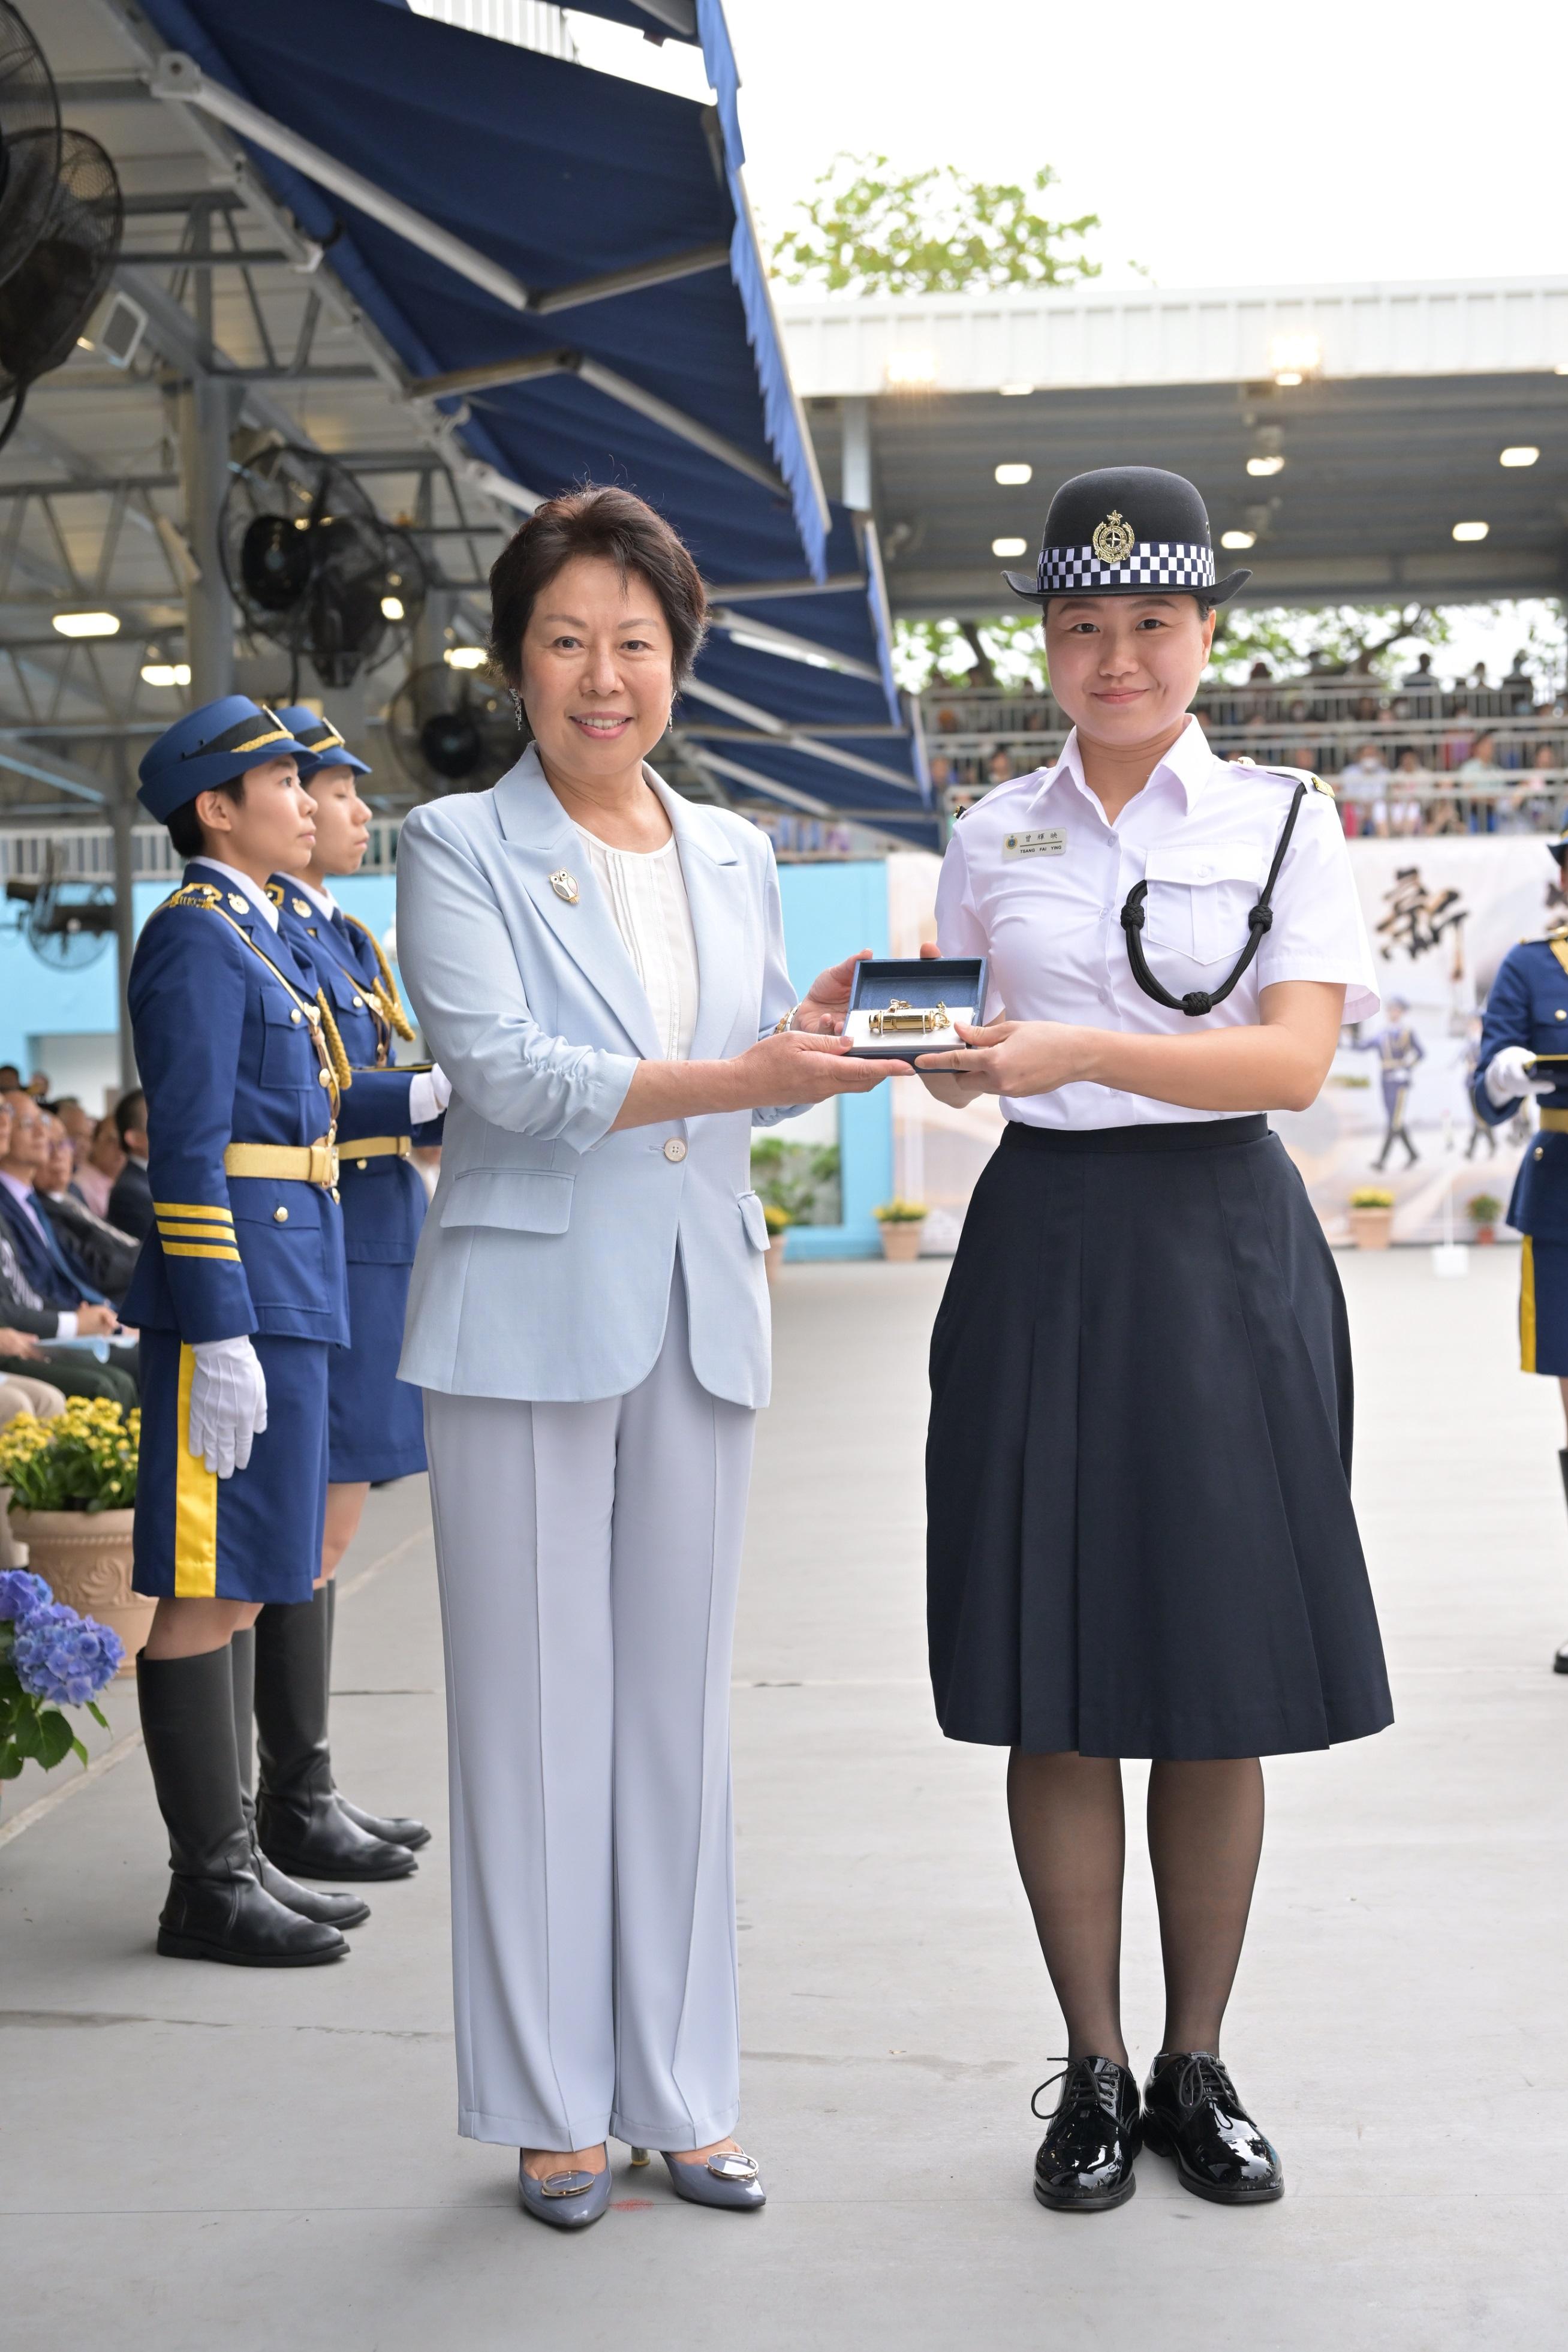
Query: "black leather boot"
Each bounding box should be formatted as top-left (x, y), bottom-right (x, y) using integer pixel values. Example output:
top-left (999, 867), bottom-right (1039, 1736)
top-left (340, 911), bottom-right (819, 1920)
top-left (231, 1628), bottom-right (369, 1929)
top-left (324, 1580), bottom-right (429, 1849)
top-left (1141, 2052), bottom-right (1283, 2204)
top-left (1555, 1454), bottom-right (1568, 1674)
top-left (254, 1590), bottom-right (417, 1881)
top-left (137, 1646), bottom-right (348, 1967)
top-left (1033, 2057), bottom-right (1141, 2211)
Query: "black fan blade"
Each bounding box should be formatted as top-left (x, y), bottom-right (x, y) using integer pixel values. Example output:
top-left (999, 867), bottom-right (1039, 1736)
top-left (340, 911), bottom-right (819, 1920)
top-left (0, 129), bottom-right (122, 395)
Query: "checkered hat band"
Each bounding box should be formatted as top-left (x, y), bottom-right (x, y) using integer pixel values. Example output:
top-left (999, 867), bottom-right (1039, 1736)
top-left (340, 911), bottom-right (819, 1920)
top-left (1037, 542), bottom-right (1215, 593)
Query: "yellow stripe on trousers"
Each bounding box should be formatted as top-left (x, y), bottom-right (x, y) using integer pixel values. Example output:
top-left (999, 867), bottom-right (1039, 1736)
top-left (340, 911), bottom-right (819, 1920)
top-left (173, 1343), bottom-right (219, 1597)
top-left (1521, 1236), bottom-right (1537, 1374)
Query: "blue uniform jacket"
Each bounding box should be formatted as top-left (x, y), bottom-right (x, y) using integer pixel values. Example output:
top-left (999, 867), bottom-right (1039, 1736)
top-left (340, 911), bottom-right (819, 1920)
top-left (0, 1186), bottom-right (106, 1311)
top-left (121, 862), bottom-right (417, 1345)
top-left (1473, 931), bottom-right (1568, 1239)
top-left (269, 883), bottom-right (440, 1268)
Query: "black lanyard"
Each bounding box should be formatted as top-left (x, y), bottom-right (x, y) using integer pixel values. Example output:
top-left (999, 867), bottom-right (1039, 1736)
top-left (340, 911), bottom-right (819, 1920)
top-left (1118, 781), bottom-right (1308, 1018)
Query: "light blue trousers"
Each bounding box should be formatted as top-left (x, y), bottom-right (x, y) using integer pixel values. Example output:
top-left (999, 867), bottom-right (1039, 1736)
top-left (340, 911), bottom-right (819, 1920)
top-left (425, 1274), bottom-right (756, 2152)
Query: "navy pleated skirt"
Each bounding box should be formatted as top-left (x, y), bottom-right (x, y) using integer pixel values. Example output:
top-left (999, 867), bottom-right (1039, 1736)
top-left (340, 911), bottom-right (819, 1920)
top-left (927, 1116), bottom-right (1393, 1761)
top-left (327, 1256), bottom-right (428, 1485)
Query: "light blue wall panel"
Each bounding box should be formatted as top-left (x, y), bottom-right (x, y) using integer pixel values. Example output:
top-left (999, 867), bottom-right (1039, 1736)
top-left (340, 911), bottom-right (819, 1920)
top-left (774, 860), bottom-right (892, 1261)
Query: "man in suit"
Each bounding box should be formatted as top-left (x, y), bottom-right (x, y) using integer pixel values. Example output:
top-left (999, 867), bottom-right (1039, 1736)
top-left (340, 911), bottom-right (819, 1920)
top-left (107, 1087), bottom-right (154, 1241)
top-left (0, 1091), bottom-right (134, 1407)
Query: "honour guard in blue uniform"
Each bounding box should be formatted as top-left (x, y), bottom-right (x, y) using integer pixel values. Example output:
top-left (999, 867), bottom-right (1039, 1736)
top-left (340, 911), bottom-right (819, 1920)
top-left (128, 697), bottom-right (426, 1966)
top-left (238, 706), bottom-right (446, 1883)
top-left (1472, 832), bottom-right (1568, 1671)
top-left (1361, 995), bottom-right (1423, 1169)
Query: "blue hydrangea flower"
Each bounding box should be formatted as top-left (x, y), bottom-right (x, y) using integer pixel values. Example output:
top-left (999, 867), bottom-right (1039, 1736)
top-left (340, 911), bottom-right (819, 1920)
top-left (12, 1601), bottom-right (124, 1705)
top-left (0, 1568), bottom-right (52, 1623)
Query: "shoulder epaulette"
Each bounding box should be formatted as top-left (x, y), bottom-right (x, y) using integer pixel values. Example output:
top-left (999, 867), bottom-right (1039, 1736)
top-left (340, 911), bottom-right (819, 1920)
top-left (1235, 760), bottom-right (1335, 796)
top-left (164, 880), bottom-right (223, 910)
top-left (265, 881), bottom-right (285, 907)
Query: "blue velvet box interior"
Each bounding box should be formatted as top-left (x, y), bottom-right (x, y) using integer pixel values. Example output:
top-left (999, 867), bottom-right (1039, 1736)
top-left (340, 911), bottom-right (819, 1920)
top-left (843, 956), bottom-right (989, 1058)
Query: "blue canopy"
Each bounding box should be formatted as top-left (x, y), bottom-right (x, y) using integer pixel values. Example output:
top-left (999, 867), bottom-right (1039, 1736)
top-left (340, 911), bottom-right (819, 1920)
top-left (137, 0), bottom-right (932, 841)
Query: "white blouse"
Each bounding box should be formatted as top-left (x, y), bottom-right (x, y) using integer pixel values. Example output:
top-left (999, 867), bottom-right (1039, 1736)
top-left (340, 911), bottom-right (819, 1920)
top-left (576, 826), bottom-right (700, 1060)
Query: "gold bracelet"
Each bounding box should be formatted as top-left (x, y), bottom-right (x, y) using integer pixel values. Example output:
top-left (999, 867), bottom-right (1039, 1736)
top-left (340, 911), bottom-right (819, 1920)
top-left (773, 1007), bottom-right (798, 1034)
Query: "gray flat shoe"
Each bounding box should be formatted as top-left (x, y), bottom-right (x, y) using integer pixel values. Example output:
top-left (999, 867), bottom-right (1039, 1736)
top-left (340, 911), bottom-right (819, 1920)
top-left (517, 2155), bottom-right (612, 2229)
top-left (661, 2148), bottom-right (766, 2210)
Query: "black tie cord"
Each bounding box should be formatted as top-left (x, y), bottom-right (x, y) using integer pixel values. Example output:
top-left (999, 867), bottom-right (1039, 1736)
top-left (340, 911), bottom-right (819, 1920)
top-left (1119, 781), bottom-right (1310, 1018)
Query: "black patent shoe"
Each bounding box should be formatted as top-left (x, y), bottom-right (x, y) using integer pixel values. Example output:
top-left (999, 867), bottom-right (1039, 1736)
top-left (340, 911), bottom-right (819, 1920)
top-left (243, 1801), bottom-right (370, 1929)
top-left (1553, 1641), bottom-right (1568, 1676)
top-left (1141, 2052), bottom-right (1283, 2204)
top-left (157, 1866), bottom-right (348, 1967)
top-left (1032, 2056), bottom-right (1141, 2212)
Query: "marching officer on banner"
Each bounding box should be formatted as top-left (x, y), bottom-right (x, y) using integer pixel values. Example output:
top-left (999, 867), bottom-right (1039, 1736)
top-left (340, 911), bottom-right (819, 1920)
top-left (240, 705), bottom-right (449, 1883)
top-left (1471, 828), bottom-right (1568, 1673)
top-left (1361, 994), bottom-right (1424, 1171)
top-left (126, 696), bottom-right (431, 1967)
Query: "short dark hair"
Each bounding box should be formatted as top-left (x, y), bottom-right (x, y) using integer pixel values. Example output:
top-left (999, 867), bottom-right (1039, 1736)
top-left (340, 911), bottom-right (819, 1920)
top-left (165, 775), bottom-right (244, 860)
top-left (115, 1088), bottom-right (147, 1145)
top-left (487, 485), bottom-right (708, 702)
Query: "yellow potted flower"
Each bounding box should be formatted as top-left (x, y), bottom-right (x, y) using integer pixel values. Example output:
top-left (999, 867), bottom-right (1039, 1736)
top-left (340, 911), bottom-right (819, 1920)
top-left (1347, 1187), bottom-right (1395, 1250)
top-left (874, 1198), bottom-right (928, 1262)
top-left (0, 1400), bottom-right (146, 1672)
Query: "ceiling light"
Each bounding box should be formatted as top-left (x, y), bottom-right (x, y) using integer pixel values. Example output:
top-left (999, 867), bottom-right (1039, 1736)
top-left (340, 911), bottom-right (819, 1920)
top-left (998, 381), bottom-right (1034, 397)
top-left (380, 595), bottom-right (405, 621)
top-left (1452, 520), bottom-right (1489, 542)
top-left (1500, 446), bottom-right (1539, 467)
top-left (52, 611), bottom-right (120, 638)
top-left (994, 462), bottom-right (1033, 486)
top-left (884, 351), bottom-right (938, 390)
top-left (444, 645), bottom-right (487, 669)
top-left (1246, 454), bottom-right (1285, 478)
top-left (1221, 530), bottom-right (1257, 550)
top-left (992, 537), bottom-right (1028, 558)
top-left (1269, 331), bottom-right (1320, 384)
top-left (140, 661), bottom-right (191, 688)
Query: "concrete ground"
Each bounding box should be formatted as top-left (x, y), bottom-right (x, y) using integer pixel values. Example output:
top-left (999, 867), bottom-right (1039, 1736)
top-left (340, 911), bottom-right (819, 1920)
top-left (3, 1246), bottom-right (1565, 2350)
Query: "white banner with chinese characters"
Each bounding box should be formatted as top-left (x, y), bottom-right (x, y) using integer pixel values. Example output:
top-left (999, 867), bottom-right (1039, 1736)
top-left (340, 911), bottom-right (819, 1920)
top-left (886, 840), bottom-right (1564, 1249)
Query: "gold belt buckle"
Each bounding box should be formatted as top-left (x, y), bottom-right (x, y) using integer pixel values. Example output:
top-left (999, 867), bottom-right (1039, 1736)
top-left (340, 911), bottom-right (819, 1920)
top-left (307, 1140), bottom-right (339, 1187)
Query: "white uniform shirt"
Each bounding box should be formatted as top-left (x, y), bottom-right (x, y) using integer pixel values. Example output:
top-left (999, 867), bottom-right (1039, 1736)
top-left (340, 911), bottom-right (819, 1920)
top-left (575, 826), bottom-right (700, 1061)
top-left (935, 715), bottom-right (1379, 1130)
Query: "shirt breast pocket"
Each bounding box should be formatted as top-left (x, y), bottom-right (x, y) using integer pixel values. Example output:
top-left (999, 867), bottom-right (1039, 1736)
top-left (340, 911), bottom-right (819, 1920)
top-left (258, 992), bottom-right (319, 1093)
top-left (1141, 841), bottom-right (1268, 969)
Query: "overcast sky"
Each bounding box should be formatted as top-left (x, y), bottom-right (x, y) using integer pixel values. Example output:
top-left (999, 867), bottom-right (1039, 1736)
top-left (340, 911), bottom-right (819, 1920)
top-left (571, 1), bottom-right (1567, 291)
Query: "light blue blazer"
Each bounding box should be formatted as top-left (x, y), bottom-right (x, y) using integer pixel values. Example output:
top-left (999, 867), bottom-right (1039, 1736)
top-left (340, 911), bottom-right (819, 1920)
top-left (394, 748), bottom-right (798, 1408)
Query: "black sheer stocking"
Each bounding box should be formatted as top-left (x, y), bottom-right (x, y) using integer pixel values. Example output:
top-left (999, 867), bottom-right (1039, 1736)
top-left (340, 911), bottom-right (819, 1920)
top-left (1008, 1750), bottom-right (1266, 2065)
top-left (1007, 1750), bottom-right (1128, 2065)
top-left (1146, 1757), bottom-right (1265, 2055)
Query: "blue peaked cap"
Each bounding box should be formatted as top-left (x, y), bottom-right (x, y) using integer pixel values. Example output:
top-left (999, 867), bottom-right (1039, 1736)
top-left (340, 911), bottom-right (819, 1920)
top-left (137, 696), bottom-right (317, 822)
top-left (274, 704), bottom-right (372, 781)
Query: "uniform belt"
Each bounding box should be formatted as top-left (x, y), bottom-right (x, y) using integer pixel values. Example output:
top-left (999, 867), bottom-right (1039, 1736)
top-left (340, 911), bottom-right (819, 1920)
top-left (341, 1135), bottom-right (411, 1162)
top-left (223, 1139), bottom-right (340, 1187)
top-left (1539, 1111), bottom-right (1568, 1133)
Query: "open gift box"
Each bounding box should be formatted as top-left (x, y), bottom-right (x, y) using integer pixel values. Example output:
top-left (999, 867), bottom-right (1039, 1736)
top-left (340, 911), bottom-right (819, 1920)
top-left (842, 956), bottom-right (989, 1060)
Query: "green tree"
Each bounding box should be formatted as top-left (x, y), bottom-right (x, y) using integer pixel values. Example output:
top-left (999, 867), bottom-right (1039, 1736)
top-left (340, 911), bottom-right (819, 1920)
top-left (894, 615), bottom-right (1048, 695)
top-left (769, 154), bottom-right (1100, 297)
top-left (1205, 604), bottom-right (1452, 687)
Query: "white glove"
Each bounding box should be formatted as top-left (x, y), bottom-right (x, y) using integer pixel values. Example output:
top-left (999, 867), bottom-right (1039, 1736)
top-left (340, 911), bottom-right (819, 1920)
top-left (189, 1336), bottom-right (269, 1479)
top-left (408, 1065), bottom-right (452, 1125)
top-left (1484, 1044), bottom-right (1557, 1109)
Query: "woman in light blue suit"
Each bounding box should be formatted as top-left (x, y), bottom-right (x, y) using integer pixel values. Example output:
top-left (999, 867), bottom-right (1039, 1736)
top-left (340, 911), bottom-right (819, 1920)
top-left (395, 487), bottom-right (906, 2227)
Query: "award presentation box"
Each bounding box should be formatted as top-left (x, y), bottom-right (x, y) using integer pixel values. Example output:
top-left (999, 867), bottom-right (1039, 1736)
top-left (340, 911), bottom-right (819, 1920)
top-left (842, 957), bottom-right (989, 1060)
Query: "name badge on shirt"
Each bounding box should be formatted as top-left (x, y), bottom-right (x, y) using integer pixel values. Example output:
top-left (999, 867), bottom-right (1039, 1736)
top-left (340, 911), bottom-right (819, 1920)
top-left (1002, 828), bottom-right (1067, 860)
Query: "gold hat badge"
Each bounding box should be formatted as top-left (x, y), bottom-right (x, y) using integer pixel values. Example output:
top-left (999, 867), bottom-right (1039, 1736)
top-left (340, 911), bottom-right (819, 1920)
top-left (1091, 510), bottom-right (1136, 564)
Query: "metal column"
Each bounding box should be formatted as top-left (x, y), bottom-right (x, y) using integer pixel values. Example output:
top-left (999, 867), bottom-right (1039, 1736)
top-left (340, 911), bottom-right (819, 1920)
top-left (109, 767), bottom-right (139, 1093)
top-left (179, 377), bottom-right (239, 702)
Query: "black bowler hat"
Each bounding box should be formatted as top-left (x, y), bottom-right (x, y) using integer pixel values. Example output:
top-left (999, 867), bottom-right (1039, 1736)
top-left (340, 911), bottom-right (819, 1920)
top-left (1003, 465), bottom-right (1251, 604)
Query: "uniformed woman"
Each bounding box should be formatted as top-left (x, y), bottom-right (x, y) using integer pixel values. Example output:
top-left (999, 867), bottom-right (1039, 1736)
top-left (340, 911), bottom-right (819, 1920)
top-left (1471, 837), bottom-right (1568, 1670)
top-left (916, 468), bottom-right (1393, 2212)
top-left (127, 697), bottom-right (433, 1965)
top-left (245, 706), bottom-right (447, 1883)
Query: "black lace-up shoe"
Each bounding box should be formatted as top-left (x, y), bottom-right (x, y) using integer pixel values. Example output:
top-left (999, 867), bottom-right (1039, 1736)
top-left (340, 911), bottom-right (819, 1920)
top-left (1141, 2052), bottom-right (1284, 2204)
top-left (1032, 2056), bottom-right (1142, 2211)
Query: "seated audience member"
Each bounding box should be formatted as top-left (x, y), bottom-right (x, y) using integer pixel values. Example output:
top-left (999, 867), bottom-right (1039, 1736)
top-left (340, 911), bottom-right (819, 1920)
top-left (0, 1064), bottom-right (20, 1093)
top-left (107, 1087), bottom-right (153, 1241)
top-left (37, 1114), bottom-right (139, 1303)
top-left (72, 1114), bottom-right (125, 1220)
top-left (0, 1358), bottom-right (66, 1569)
top-left (0, 1095), bottom-right (136, 1409)
top-left (24, 1070), bottom-right (49, 1100)
top-left (0, 1228), bottom-right (135, 1409)
top-left (52, 1099), bottom-right (93, 1160)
